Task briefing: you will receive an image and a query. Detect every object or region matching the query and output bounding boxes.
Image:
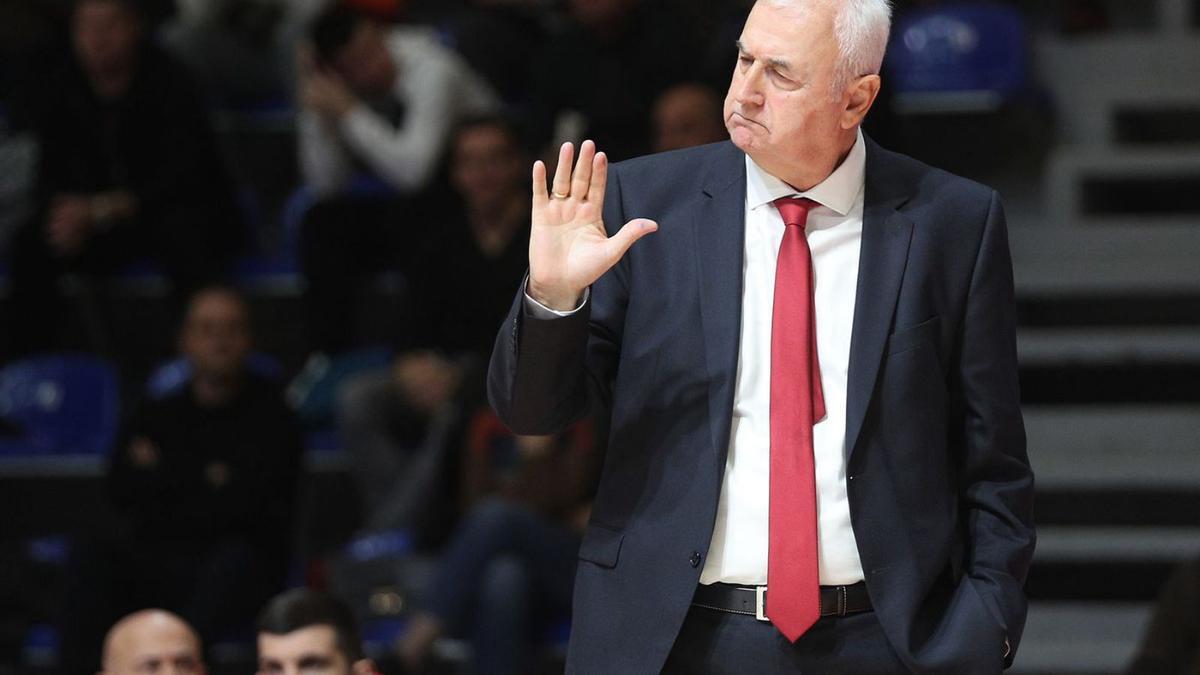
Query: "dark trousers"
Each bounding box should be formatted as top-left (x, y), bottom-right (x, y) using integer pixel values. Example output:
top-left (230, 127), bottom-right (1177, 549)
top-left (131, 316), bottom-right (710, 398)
top-left (425, 499), bottom-right (580, 675)
top-left (662, 604), bottom-right (909, 675)
top-left (337, 370), bottom-right (460, 538)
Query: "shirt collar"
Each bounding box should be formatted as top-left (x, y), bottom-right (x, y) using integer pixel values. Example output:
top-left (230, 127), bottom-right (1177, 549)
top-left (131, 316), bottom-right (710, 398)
top-left (744, 128), bottom-right (866, 216)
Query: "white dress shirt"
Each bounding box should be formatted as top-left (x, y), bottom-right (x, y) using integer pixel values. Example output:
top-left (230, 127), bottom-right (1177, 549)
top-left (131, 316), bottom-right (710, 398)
top-left (298, 27), bottom-right (498, 196)
top-left (525, 131), bottom-right (868, 586)
top-left (700, 130), bottom-right (866, 586)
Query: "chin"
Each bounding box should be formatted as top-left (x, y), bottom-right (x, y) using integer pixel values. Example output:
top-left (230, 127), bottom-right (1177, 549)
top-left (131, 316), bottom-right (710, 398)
top-left (728, 126), bottom-right (758, 152)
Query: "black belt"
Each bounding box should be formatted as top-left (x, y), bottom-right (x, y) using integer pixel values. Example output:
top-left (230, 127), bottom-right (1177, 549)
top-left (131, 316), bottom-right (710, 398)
top-left (692, 582), bottom-right (871, 621)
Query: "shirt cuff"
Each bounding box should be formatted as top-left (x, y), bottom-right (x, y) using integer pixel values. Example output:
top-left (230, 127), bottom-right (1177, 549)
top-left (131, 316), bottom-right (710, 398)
top-left (523, 282), bottom-right (589, 319)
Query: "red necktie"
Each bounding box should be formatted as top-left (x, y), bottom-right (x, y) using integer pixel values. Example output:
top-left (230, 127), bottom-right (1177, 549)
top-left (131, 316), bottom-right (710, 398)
top-left (768, 196), bottom-right (826, 642)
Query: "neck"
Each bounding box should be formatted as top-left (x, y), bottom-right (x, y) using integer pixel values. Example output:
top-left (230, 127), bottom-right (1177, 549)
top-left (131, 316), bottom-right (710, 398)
top-left (776, 129), bottom-right (858, 192)
top-left (191, 372), bottom-right (240, 407)
top-left (89, 67), bottom-right (133, 101)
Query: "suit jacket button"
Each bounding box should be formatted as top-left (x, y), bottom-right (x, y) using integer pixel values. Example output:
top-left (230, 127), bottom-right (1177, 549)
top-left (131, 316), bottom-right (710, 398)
top-left (690, 551), bottom-right (702, 568)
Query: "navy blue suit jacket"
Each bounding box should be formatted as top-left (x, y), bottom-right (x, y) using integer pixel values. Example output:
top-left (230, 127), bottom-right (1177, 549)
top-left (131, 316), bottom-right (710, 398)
top-left (488, 138), bottom-right (1036, 674)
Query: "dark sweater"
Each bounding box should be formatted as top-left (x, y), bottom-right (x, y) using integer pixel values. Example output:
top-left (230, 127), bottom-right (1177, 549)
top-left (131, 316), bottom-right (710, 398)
top-left (107, 374), bottom-right (302, 549)
top-left (405, 208), bottom-right (530, 359)
top-left (32, 41), bottom-right (240, 248)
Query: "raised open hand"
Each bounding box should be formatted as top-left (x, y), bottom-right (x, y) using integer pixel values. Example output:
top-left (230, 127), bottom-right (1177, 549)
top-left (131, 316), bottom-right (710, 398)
top-left (527, 140), bottom-right (657, 310)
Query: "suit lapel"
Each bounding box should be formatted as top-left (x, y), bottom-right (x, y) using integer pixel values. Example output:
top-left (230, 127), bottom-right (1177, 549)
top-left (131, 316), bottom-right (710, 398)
top-left (845, 140), bottom-right (914, 467)
top-left (697, 143), bottom-right (748, 463)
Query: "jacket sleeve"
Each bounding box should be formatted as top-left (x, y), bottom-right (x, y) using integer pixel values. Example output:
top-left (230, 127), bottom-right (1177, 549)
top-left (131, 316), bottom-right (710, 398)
top-left (487, 164), bottom-right (633, 435)
top-left (956, 190), bottom-right (1037, 668)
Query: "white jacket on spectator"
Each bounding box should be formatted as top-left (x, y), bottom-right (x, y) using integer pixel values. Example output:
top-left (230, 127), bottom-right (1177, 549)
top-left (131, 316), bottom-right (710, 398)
top-left (299, 27), bottom-right (499, 196)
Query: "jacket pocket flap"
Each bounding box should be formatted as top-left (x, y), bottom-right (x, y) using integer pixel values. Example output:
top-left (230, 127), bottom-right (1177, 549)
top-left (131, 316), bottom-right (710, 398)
top-left (578, 522), bottom-right (624, 569)
top-left (887, 315), bottom-right (940, 355)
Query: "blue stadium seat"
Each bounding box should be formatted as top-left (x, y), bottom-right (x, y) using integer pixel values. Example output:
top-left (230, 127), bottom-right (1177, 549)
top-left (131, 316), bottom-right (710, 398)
top-left (0, 354), bottom-right (119, 456)
top-left (145, 352), bottom-right (284, 400)
top-left (886, 2), bottom-right (1029, 113)
top-left (361, 617), bottom-right (409, 656)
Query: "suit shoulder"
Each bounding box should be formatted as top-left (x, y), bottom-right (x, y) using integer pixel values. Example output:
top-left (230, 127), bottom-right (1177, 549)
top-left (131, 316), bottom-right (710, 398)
top-left (609, 141), bottom-right (735, 187)
top-left (868, 141), bottom-right (997, 207)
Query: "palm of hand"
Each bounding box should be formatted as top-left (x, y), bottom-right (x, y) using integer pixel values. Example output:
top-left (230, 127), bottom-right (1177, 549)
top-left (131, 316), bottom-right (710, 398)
top-left (528, 141), bottom-right (657, 310)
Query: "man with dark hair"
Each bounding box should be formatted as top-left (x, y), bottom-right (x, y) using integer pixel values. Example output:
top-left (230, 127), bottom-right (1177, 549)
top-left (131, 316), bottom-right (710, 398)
top-left (5, 0), bottom-right (241, 356)
top-left (256, 589), bottom-right (377, 675)
top-left (298, 4), bottom-right (496, 195)
top-left (295, 4), bottom-right (498, 354)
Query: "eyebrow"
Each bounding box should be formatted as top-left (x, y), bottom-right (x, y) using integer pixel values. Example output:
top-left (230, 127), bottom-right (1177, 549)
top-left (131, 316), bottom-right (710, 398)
top-left (734, 40), bottom-right (794, 73)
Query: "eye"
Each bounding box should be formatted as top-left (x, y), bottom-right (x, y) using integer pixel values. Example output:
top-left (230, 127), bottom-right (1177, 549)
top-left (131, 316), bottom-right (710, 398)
top-left (770, 69), bottom-right (799, 90)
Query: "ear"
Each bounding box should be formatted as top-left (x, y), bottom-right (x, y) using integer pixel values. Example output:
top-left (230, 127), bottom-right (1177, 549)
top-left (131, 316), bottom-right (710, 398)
top-left (840, 74), bottom-right (883, 130)
top-left (351, 658), bottom-right (379, 675)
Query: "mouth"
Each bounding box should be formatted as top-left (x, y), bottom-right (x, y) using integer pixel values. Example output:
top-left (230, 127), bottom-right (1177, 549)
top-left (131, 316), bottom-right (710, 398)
top-left (728, 111), bottom-right (766, 130)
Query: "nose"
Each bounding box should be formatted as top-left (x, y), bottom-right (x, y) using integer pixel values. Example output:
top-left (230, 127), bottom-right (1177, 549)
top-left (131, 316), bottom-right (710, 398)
top-left (734, 64), bottom-right (766, 109)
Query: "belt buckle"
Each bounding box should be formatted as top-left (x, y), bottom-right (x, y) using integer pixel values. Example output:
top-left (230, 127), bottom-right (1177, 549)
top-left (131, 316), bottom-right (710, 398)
top-left (755, 586), bottom-right (768, 622)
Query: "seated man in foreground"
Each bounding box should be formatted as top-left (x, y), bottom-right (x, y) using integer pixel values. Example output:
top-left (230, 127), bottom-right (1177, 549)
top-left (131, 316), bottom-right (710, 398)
top-left (98, 609), bottom-right (205, 675)
top-left (256, 589), bottom-right (378, 675)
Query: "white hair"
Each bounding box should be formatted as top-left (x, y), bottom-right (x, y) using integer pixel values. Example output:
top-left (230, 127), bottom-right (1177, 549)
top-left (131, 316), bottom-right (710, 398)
top-left (762, 0), bottom-right (893, 92)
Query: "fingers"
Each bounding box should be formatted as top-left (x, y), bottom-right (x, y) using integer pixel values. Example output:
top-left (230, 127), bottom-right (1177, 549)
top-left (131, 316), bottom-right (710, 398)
top-left (605, 218), bottom-right (658, 262)
top-left (551, 142), bottom-right (573, 199)
top-left (532, 160), bottom-right (549, 209)
top-left (586, 151), bottom-right (608, 204)
top-left (571, 140), bottom-right (596, 200)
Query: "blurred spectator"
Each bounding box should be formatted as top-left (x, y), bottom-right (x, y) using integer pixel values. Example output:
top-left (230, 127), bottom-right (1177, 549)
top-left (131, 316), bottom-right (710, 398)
top-left (4, 0), bottom-right (241, 357)
top-left (529, 0), bottom-right (703, 161)
top-left (99, 609), bottom-right (205, 675)
top-left (396, 418), bottom-right (598, 675)
top-left (430, 0), bottom-right (552, 104)
top-left (1127, 555), bottom-right (1200, 674)
top-left (296, 4), bottom-right (499, 355)
top-left (336, 114), bottom-right (531, 539)
top-left (256, 589), bottom-right (376, 675)
top-left (297, 4), bottom-right (498, 196)
top-left (0, 100), bottom-right (38, 260)
top-left (651, 82), bottom-right (727, 153)
top-left (162, 0), bottom-right (328, 106)
top-left (58, 287), bottom-right (302, 673)
top-left (0, 1), bottom-right (53, 259)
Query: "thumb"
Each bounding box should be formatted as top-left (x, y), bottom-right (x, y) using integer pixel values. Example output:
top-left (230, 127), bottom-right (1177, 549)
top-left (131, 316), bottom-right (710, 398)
top-left (606, 218), bottom-right (658, 262)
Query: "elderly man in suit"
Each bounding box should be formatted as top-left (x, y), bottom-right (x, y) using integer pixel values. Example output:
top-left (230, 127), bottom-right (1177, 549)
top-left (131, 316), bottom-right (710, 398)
top-left (488, 0), bottom-right (1035, 673)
